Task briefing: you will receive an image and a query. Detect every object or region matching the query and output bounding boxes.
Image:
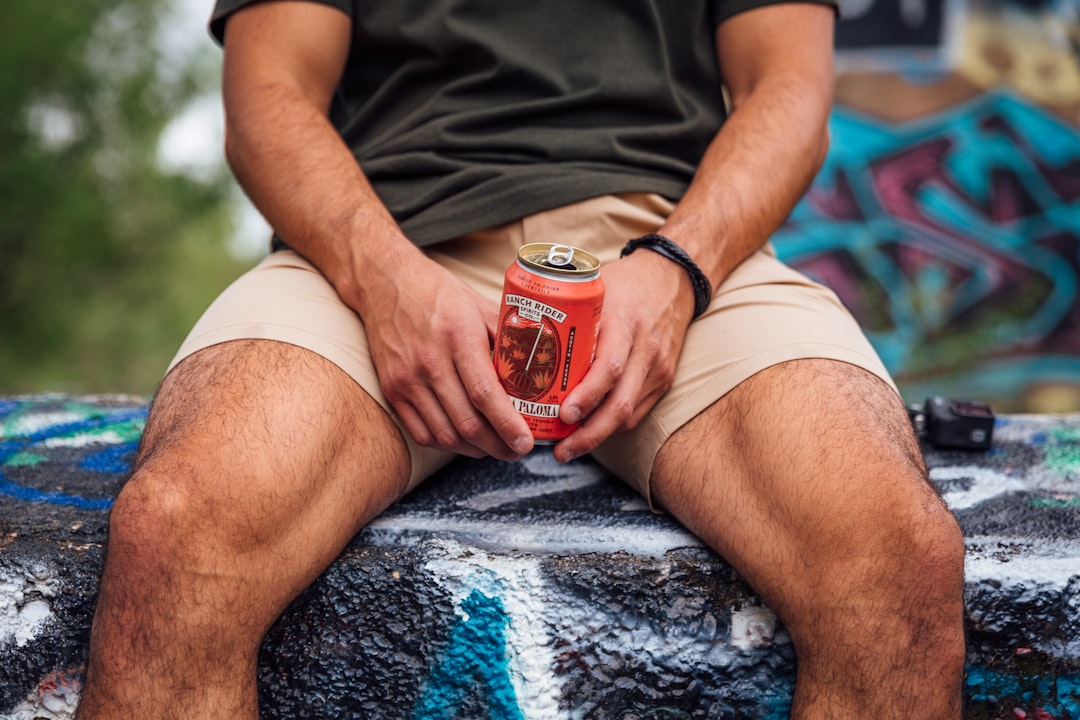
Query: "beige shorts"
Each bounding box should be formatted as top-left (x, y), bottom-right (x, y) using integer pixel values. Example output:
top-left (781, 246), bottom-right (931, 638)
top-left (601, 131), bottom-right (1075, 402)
top-left (170, 193), bottom-right (896, 501)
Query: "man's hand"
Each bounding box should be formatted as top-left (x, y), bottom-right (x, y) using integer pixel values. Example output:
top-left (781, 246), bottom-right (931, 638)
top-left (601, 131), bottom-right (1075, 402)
top-left (355, 248), bottom-right (535, 461)
top-left (553, 247), bottom-right (696, 462)
top-left (220, 3), bottom-right (532, 462)
top-left (552, 3), bottom-right (837, 463)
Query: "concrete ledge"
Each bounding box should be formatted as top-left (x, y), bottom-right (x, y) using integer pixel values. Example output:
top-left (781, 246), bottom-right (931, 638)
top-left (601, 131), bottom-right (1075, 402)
top-left (2, 395), bottom-right (1079, 719)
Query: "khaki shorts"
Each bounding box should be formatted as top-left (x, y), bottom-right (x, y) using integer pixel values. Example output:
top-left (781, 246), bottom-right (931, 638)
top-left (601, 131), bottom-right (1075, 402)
top-left (170, 193), bottom-right (896, 502)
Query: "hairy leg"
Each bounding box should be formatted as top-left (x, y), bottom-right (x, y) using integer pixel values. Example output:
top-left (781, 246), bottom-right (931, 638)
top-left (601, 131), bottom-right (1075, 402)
top-left (76, 340), bottom-right (411, 720)
top-left (651, 359), bottom-right (965, 719)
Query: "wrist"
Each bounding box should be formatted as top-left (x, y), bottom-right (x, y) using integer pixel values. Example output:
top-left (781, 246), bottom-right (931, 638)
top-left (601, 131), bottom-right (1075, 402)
top-left (620, 234), bottom-right (713, 319)
top-left (339, 227), bottom-right (425, 314)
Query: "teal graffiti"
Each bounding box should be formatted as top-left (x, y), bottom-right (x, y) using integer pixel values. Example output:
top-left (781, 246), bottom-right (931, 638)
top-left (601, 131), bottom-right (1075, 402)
top-left (773, 91), bottom-right (1080, 402)
top-left (410, 589), bottom-right (525, 720)
top-left (760, 679), bottom-right (795, 720)
top-left (966, 666), bottom-right (1080, 718)
top-left (1045, 427), bottom-right (1080, 475)
top-left (1029, 496), bottom-right (1080, 508)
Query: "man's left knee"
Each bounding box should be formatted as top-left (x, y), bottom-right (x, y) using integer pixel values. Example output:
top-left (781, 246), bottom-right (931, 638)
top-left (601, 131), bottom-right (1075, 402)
top-left (859, 473), bottom-right (966, 620)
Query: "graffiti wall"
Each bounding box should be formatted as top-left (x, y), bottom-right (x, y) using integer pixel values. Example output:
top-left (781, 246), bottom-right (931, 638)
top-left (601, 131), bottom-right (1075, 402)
top-left (774, 0), bottom-right (1080, 411)
top-left (3, 395), bottom-right (1080, 719)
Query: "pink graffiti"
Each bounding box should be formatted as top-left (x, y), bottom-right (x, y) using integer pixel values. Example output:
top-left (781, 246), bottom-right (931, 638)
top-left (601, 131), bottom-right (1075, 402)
top-left (34, 666), bottom-right (83, 712)
top-left (788, 103), bottom-right (1080, 372)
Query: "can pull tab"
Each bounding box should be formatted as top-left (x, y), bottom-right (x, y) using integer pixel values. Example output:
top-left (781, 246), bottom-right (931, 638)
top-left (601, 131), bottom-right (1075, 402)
top-left (546, 245), bottom-right (575, 268)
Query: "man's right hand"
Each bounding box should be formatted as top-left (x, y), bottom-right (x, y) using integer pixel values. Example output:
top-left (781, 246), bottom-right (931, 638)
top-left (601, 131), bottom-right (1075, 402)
top-left (351, 246), bottom-right (535, 461)
top-left (220, 2), bottom-right (532, 461)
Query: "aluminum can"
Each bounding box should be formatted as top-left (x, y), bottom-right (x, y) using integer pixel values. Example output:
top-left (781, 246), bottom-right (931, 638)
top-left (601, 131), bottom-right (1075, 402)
top-left (495, 243), bottom-right (604, 442)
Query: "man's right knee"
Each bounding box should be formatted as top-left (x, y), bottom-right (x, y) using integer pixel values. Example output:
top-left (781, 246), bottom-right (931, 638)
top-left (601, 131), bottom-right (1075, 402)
top-left (105, 461), bottom-right (213, 578)
top-left (99, 459), bottom-right (258, 644)
top-left (102, 340), bottom-right (414, 603)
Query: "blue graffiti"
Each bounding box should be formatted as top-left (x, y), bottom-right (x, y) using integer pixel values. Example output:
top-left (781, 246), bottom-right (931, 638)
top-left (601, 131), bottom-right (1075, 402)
top-left (0, 477), bottom-right (113, 510)
top-left (410, 589), bottom-right (525, 720)
top-left (80, 442), bottom-right (140, 475)
top-left (0, 403), bottom-right (145, 508)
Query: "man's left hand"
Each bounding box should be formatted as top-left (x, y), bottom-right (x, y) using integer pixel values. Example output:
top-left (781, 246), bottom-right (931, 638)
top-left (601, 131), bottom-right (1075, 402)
top-left (553, 247), bottom-right (697, 462)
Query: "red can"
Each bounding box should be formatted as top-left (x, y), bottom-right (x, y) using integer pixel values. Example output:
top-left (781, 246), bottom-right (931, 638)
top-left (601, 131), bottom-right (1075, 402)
top-left (494, 243), bottom-right (604, 442)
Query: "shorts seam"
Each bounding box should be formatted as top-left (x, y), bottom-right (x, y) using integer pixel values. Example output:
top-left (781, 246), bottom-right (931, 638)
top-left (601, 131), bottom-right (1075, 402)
top-left (170, 320), bottom-right (455, 491)
top-left (605, 341), bottom-right (898, 511)
top-left (170, 321), bottom-right (377, 380)
top-left (658, 341), bottom-right (897, 425)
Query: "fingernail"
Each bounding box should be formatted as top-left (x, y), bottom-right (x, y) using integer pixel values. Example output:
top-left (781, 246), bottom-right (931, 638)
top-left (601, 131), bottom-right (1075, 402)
top-left (512, 436), bottom-right (532, 454)
top-left (557, 448), bottom-right (579, 463)
top-left (564, 406), bottom-right (581, 424)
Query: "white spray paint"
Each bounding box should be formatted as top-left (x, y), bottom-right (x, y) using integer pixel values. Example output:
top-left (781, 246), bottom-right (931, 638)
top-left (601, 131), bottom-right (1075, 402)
top-left (460, 475), bottom-right (602, 512)
top-left (932, 465), bottom-right (1028, 510)
top-left (2, 411), bottom-right (84, 439)
top-left (42, 431), bottom-right (127, 449)
top-left (367, 515), bottom-right (702, 557)
top-left (964, 535), bottom-right (1080, 587)
top-left (422, 537), bottom-right (776, 720)
top-left (521, 452), bottom-right (609, 483)
top-left (373, 452), bottom-right (702, 556)
top-left (0, 564), bottom-right (57, 648)
top-left (730, 604), bottom-right (781, 651)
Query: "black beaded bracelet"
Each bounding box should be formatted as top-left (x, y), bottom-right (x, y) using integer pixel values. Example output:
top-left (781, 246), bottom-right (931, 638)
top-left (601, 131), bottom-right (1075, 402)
top-left (620, 233), bottom-right (713, 319)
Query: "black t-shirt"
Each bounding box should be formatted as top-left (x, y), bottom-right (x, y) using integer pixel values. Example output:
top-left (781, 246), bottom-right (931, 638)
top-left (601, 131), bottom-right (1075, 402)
top-left (210, 0), bottom-right (836, 246)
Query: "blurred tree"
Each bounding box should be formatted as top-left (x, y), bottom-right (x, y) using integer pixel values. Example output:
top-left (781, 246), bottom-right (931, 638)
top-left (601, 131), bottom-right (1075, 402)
top-left (0, 0), bottom-right (251, 395)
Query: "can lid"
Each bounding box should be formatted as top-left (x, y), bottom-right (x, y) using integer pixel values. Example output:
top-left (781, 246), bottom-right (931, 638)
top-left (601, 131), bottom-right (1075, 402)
top-left (518, 243), bottom-right (601, 277)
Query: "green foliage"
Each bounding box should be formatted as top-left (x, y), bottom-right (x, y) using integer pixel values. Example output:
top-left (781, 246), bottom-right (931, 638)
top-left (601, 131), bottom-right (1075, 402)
top-left (0, 0), bottom-right (252, 395)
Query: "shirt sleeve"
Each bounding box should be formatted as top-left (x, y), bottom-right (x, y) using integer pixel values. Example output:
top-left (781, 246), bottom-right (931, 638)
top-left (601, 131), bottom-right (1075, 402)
top-left (711, 0), bottom-right (840, 26)
top-left (208, 0), bottom-right (352, 45)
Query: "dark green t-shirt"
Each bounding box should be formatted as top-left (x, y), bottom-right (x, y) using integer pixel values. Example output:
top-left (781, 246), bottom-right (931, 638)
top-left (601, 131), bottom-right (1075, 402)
top-left (210, 0), bottom-right (836, 246)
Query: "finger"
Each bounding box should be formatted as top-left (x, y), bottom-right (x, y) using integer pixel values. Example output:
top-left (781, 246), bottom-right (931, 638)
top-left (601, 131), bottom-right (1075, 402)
top-left (555, 353), bottom-right (651, 463)
top-left (395, 387), bottom-right (486, 459)
top-left (431, 380), bottom-right (527, 461)
top-left (396, 330), bottom-right (526, 460)
top-left (624, 382), bottom-right (667, 429)
top-left (453, 360), bottom-right (533, 455)
top-left (393, 399), bottom-right (435, 448)
top-left (436, 315), bottom-right (533, 456)
top-left (423, 291), bottom-right (532, 458)
top-left (559, 323), bottom-right (631, 427)
top-left (446, 347), bottom-right (534, 459)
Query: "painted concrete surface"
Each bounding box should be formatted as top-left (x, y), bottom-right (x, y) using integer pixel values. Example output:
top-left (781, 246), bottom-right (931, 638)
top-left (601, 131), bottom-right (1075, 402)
top-left (1, 395), bottom-right (1079, 719)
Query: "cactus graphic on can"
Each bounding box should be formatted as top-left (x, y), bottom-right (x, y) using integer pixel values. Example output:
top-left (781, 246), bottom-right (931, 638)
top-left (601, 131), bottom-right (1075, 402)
top-left (495, 243), bottom-right (604, 442)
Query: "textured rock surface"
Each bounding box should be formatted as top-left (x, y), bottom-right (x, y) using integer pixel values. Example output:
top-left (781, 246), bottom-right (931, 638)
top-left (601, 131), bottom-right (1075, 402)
top-left (1, 395), bottom-right (1079, 719)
